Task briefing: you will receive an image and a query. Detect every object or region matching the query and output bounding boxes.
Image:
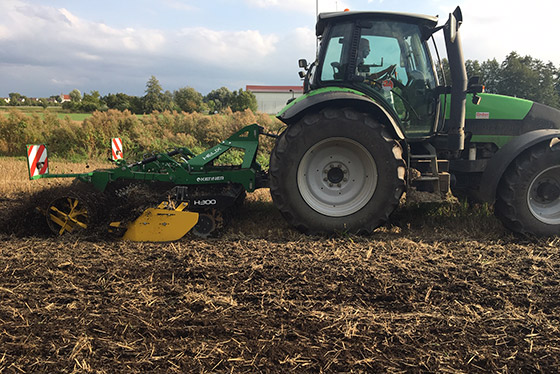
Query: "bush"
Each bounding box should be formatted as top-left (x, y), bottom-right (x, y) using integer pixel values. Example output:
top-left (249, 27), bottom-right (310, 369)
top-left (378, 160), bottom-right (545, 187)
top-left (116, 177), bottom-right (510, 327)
top-left (0, 108), bottom-right (285, 166)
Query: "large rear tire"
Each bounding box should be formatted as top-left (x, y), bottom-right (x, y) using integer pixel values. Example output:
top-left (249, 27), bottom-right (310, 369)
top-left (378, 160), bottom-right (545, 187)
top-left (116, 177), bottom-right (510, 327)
top-left (495, 143), bottom-right (560, 236)
top-left (269, 107), bottom-right (406, 235)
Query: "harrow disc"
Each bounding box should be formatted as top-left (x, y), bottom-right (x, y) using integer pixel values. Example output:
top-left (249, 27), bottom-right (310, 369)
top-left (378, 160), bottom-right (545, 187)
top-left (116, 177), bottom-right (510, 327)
top-left (191, 209), bottom-right (224, 238)
top-left (46, 195), bottom-right (90, 235)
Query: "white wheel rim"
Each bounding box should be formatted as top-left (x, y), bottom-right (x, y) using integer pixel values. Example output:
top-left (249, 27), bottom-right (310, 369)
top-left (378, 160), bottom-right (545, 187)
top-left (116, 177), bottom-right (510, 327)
top-left (527, 165), bottom-right (560, 224)
top-left (297, 137), bottom-right (377, 217)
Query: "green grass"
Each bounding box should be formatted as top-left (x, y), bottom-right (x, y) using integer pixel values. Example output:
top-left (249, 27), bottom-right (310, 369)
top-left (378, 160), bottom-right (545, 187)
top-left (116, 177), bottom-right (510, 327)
top-left (0, 106), bottom-right (93, 121)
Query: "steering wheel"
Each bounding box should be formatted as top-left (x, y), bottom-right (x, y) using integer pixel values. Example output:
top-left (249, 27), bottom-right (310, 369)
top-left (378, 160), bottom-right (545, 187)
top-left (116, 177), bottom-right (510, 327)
top-left (370, 64), bottom-right (397, 82)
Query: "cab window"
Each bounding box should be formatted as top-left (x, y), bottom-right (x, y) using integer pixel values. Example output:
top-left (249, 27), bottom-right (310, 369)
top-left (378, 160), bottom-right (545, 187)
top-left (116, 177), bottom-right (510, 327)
top-left (358, 22), bottom-right (438, 136)
top-left (320, 22), bottom-right (353, 81)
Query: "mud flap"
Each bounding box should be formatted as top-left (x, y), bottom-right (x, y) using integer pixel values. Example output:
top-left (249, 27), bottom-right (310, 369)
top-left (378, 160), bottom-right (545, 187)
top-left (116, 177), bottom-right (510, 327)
top-left (112, 202), bottom-right (199, 242)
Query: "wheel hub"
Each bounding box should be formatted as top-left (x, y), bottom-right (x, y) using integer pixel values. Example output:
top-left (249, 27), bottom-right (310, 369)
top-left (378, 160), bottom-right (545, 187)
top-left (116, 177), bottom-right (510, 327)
top-left (297, 137), bottom-right (377, 217)
top-left (528, 165), bottom-right (560, 224)
top-left (324, 163), bottom-right (348, 186)
top-left (534, 179), bottom-right (560, 203)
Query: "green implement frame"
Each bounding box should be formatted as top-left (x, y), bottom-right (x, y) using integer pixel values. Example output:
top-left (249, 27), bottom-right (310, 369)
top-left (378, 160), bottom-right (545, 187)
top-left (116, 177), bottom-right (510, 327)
top-left (28, 124), bottom-right (267, 193)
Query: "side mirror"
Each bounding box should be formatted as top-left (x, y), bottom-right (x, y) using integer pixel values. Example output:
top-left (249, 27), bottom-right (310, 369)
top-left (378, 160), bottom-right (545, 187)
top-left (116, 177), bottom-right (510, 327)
top-left (467, 76), bottom-right (485, 105)
top-left (467, 76), bottom-right (481, 87)
top-left (298, 59), bottom-right (308, 69)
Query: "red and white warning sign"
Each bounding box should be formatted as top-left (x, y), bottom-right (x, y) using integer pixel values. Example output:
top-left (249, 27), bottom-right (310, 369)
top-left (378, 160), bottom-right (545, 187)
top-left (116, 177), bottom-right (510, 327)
top-left (382, 79), bottom-right (394, 91)
top-left (26, 144), bottom-right (49, 179)
top-left (112, 138), bottom-right (123, 160)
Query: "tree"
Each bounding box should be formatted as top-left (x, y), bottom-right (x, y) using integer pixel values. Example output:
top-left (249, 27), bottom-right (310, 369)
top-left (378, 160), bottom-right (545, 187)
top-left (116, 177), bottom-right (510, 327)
top-left (80, 91), bottom-right (105, 112)
top-left (174, 87), bottom-right (203, 113)
top-left (231, 89), bottom-right (258, 112)
top-left (465, 59), bottom-right (482, 81)
top-left (143, 75), bottom-right (165, 113)
top-left (205, 87), bottom-right (233, 113)
top-left (8, 92), bottom-right (22, 106)
top-left (480, 58), bottom-right (501, 94)
top-left (104, 93), bottom-right (128, 111)
top-left (497, 52), bottom-right (560, 108)
top-left (162, 90), bottom-right (175, 112)
top-left (69, 89), bottom-right (82, 102)
top-left (436, 58), bottom-right (450, 85)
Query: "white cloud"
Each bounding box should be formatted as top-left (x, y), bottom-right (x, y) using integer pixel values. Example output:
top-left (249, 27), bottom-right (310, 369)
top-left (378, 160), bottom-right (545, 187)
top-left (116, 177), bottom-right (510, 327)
top-left (50, 77), bottom-right (86, 87)
top-left (0, 0), bottom-right (281, 69)
top-left (245, 0), bottom-right (351, 14)
top-left (74, 52), bottom-right (102, 61)
top-left (0, 0), bottom-right (301, 96)
top-left (161, 0), bottom-right (197, 12)
top-left (0, 25), bottom-right (9, 39)
top-left (0, 0), bottom-right (167, 62)
top-left (175, 27), bottom-right (279, 66)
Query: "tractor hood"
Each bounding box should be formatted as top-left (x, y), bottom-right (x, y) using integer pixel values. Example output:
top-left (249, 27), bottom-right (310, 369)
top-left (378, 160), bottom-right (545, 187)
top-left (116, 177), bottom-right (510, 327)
top-left (457, 93), bottom-right (560, 141)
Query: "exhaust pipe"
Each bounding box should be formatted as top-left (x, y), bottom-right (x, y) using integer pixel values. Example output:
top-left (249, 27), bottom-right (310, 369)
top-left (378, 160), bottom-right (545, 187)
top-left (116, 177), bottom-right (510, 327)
top-left (443, 7), bottom-right (467, 152)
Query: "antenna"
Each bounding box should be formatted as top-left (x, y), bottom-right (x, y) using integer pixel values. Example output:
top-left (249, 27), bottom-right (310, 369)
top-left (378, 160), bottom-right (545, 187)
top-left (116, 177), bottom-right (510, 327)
top-left (316, 0), bottom-right (319, 57)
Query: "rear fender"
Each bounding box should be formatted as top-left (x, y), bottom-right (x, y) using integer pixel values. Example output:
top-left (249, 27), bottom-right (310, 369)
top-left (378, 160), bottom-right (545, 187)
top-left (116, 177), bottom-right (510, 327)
top-left (476, 129), bottom-right (560, 202)
top-left (277, 88), bottom-right (404, 140)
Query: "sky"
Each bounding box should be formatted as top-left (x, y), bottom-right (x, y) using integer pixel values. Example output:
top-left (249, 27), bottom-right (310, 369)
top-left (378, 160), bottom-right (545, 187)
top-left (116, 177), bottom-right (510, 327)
top-left (1, 0), bottom-right (558, 98)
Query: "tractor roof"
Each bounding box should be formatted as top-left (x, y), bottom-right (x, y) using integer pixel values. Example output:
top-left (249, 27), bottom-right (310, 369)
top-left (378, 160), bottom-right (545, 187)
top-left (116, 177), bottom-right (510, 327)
top-left (316, 11), bottom-right (439, 36)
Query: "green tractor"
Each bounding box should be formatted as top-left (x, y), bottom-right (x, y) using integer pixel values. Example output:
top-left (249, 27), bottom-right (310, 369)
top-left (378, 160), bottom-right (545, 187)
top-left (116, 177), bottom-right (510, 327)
top-left (269, 7), bottom-right (560, 236)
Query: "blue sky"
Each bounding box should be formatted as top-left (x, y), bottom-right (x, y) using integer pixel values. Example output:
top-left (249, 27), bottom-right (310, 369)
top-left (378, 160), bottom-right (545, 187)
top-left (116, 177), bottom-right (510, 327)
top-left (1, 0), bottom-right (558, 97)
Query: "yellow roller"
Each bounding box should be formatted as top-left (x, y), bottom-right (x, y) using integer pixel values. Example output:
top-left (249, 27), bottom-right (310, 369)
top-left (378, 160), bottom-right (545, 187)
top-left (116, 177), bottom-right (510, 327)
top-left (111, 202), bottom-right (199, 242)
top-left (47, 196), bottom-right (89, 235)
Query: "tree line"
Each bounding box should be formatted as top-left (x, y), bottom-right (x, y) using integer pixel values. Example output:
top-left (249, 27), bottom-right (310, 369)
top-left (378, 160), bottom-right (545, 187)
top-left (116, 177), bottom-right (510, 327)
top-left (440, 51), bottom-right (560, 109)
top-left (2, 76), bottom-right (258, 114)
top-left (4, 52), bottom-right (560, 112)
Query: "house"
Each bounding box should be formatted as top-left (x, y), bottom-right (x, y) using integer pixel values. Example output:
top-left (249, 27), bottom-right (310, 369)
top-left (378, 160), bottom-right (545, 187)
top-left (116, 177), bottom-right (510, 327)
top-left (246, 85), bottom-right (304, 114)
top-left (59, 94), bottom-right (71, 103)
top-left (0, 98), bottom-right (9, 104)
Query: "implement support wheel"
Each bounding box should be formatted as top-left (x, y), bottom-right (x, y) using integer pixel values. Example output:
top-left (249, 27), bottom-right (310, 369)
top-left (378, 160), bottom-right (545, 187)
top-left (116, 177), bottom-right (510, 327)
top-left (47, 195), bottom-right (90, 235)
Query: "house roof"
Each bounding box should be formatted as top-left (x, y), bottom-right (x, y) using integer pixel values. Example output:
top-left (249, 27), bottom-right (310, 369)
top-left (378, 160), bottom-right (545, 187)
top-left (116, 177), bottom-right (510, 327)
top-left (246, 85), bottom-right (304, 93)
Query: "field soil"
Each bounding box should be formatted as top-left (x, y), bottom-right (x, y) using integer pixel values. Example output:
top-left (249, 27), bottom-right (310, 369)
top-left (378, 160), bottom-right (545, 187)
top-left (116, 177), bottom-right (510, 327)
top-left (1, 159), bottom-right (559, 373)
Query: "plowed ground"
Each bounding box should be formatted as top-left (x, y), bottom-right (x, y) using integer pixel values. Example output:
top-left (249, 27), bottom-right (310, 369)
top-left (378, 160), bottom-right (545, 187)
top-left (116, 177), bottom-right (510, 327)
top-left (1, 175), bottom-right (559, 373)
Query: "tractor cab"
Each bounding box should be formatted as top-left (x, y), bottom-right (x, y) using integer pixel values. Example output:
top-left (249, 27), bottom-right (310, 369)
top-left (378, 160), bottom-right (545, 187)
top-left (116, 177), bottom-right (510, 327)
top-left (306, 11), bottom-right (441, 138)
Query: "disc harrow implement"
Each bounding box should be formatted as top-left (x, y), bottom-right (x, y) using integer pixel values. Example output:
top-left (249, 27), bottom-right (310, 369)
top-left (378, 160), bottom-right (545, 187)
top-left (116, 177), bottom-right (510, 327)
top-left (26, 124), bottom-right (273, 242)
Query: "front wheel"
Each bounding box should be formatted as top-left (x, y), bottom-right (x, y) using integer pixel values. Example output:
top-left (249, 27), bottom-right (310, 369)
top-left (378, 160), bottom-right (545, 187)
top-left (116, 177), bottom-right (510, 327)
top-left (269, 107), bottom-right (406, 235)
top-left (495, 143), bottom-right (560, 236)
